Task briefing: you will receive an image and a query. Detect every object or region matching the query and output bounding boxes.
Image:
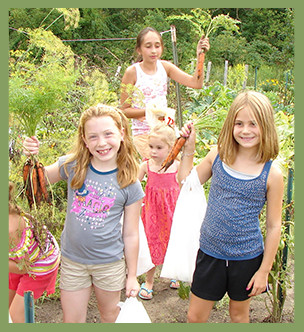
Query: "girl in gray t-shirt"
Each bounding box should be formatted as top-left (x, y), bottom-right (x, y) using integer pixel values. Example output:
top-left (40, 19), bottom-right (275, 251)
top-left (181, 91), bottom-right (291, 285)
top-left (23, 105), bottom-right (144, 323)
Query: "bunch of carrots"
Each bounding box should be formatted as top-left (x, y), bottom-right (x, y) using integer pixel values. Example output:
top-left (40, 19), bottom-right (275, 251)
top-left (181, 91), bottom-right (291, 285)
top-left (169, 10), bottom-right (240, 80)
top-left (23, 157), bottom-right (51, 209)
top-left (159, 99), bottom-right (221, 172)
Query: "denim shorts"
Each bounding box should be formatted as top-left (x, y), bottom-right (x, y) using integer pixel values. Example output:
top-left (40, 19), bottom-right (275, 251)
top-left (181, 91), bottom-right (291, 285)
top-left (60, 256), bottom-right (126, 292)
top-left (191, 250), bottom-right (265, 301)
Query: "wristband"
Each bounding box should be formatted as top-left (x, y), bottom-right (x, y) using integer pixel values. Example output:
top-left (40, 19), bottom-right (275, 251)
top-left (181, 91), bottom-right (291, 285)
top-left (181, 151), bottom-right (195, 159)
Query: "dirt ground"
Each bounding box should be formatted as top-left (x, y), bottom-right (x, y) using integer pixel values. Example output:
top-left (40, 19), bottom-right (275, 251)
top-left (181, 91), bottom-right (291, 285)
top-left (35, 265), bottom-right (294, 324)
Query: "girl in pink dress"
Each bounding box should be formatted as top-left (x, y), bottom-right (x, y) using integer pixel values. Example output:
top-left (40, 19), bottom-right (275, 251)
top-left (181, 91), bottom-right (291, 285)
top-left (138, 123), bottom-right (180, 299)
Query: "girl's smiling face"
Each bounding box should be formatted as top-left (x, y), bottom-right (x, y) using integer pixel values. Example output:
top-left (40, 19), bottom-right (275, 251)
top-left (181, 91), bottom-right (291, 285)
top-left (83, 116), bottom-right (124, 170)
top-left (233, 107), bottom-right (261, 151)
top-left (137, 31), bottom-right (163, 63)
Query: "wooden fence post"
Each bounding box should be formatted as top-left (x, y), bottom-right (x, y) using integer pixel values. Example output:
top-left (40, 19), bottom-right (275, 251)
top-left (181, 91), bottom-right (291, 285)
top-left (254, 67), bottom-right (258, 90)
top-left (205, 61), bottom-right (212, 84)
top-left (243, 64), bottom-right (249, 89)
top-left (223, 60), bottom-right (228, 86)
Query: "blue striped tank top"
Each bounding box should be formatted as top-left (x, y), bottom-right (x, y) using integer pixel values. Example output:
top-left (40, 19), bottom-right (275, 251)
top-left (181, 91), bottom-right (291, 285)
top-left (199, 154), bottom-right (272, 260)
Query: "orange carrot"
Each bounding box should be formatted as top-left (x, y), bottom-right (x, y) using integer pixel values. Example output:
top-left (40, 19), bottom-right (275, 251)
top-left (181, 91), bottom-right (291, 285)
top-left (197, 51), bottom-right (205, 80)
top-left (36, 162), bottom-right (50, 204)
top-left (158, 136), bottom-right (187, 172)
top-left (23, 159), bottom-right (32, 184)
top-left (25, 170), bottom-right (34, 209)
top-left (23, 159), bottom-right (34, 208)
top-left (32, 165), bottom-right (38, 196)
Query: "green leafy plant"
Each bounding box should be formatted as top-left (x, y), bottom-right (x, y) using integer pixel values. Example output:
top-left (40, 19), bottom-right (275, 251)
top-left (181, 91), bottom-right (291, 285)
top-left (168, 9), bottom-right (240, 39)
top-left (178, 281), bottom-right (191, 300)
top-left (9, 28), bottom-right (80, 215)
top-left (9, 28), bottom-right (80, 137)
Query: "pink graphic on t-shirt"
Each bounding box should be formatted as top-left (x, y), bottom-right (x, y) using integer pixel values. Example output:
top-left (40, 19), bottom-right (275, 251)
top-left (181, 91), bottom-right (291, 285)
top-left (71, 184), bottom-right (115, 219)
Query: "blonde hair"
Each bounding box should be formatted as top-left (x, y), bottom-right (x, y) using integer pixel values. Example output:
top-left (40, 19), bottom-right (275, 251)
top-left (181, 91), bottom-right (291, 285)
top-left (149, 123), bottom-right (176, 148)
top-left (218, 90), bottom-right (279, 165)
top-left (63, 105), bottom-right (139, 189)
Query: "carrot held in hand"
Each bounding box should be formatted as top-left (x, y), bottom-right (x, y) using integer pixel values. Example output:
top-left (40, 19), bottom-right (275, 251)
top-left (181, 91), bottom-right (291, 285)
top-left (22, 138), bottom-right (51, 208)
top-left (32, 164), bottom-right (38, 198)
top-left (23, 158), bottom-right (32, 185)
top-left (36, 161), bottom-right (51, 204)
top-left (23, 158), bottom-right (34, 208)
top-left (159, 136), bottom-right (187, 173)
top-left (197, 50), bottom-right (206, 80)
top-left (196, 35), bottom-right (208, 80)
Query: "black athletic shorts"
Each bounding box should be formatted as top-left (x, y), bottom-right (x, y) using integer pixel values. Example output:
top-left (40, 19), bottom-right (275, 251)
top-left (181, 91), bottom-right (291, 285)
top-left (191, 249), bottom-right (265, 301)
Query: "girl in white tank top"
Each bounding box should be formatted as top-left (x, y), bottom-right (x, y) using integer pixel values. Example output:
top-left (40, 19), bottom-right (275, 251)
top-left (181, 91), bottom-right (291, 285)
top-left (132, 60), bottom-right (168, 136)
top-left (120, 27), bottom-right (210, 159)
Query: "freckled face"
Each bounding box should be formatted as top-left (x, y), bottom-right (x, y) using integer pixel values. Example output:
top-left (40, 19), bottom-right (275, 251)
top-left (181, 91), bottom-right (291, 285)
top-left (83, 116), bottom-right (124, 169)
top-left (233, 107), bottom-right (261, 150)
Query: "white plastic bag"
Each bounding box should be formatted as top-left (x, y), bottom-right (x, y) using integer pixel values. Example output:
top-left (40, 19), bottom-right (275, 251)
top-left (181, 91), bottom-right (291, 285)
top-left (115, 297), bottom-right (151, 323)
top-left (137, 217), bottom-right (154, 276)
top-left (160, 167), bottom-right (207, 283)
top-left (120, 214), bottom-right (154, 276)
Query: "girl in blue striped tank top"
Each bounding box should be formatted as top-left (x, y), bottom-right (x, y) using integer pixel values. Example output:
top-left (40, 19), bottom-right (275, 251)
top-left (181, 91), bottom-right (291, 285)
top-left (178, 91), bottom-right (284, 323)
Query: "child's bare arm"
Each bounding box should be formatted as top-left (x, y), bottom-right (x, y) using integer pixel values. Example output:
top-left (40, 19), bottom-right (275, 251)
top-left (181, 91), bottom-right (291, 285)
top-left (122, 199), bottom-right (142, 297)
top-left (247, 164), bottom-right (284, 296)
top-left (9, 259), bottom-right (27, 274)
top-left (138, 161), bottom-right (147, 182)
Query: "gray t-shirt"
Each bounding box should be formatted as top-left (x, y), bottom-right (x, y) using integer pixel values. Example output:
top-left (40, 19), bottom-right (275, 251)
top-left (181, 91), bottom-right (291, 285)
top-left (58, 155), bottom-right (144, 265)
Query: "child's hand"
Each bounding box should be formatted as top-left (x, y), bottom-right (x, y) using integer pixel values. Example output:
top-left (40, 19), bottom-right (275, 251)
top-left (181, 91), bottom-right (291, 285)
top-left (23, 136), bottom-right (40, 156)
top-left (180, 122), bottom-right (196, 153)
top-left (125, 275), bottom-right (140, 298)
top-left (246, 269), bottom-right (268, 297)
top-left (197, 35), bottom-right (210, 55)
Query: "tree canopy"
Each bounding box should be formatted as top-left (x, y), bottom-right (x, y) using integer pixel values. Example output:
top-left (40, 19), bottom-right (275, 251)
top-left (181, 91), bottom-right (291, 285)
top-left (9, 8), bottom-right (294, 72)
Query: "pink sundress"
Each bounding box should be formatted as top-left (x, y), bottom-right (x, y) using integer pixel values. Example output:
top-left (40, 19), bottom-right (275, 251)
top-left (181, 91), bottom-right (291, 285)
top-left (141, 162), bottom-right (180, 265)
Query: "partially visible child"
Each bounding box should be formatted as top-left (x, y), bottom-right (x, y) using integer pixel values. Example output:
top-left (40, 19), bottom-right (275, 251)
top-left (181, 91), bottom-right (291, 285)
top-left (120, 26), bottom-right (210, 159)
top-left (23, 105), bottom-right (144, 323)
top-left (138, 123), bottom-right (180, 299)
top-left (9, 182), bottom-right (60, 323)
top-left (178, 90), bottom-right (284, 323)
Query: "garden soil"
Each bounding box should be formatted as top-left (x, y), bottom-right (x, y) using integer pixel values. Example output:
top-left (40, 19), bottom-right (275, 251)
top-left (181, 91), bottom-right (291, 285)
top-left (35, 265), bottom-right (294, 323)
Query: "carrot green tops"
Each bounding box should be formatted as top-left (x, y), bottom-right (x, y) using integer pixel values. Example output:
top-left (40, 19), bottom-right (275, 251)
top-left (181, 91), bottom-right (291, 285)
top-left (9, 216), bottom-right (60, 276)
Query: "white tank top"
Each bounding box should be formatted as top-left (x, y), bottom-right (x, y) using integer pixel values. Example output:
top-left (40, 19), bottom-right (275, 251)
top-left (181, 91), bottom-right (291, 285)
top-left (131, 60), bottom-right (168, 135)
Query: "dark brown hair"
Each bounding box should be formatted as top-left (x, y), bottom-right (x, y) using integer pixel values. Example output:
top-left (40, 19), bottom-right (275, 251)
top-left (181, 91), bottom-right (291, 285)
top-left (135, 27), bottom-right (164, 62)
